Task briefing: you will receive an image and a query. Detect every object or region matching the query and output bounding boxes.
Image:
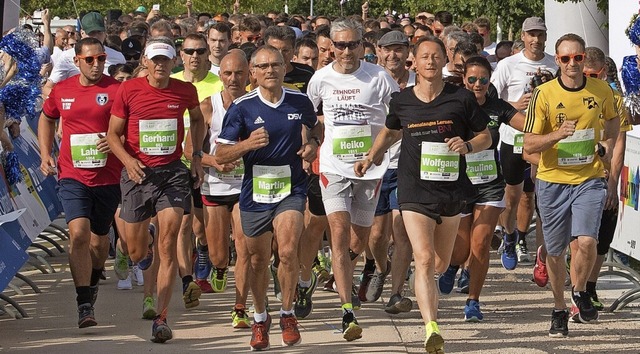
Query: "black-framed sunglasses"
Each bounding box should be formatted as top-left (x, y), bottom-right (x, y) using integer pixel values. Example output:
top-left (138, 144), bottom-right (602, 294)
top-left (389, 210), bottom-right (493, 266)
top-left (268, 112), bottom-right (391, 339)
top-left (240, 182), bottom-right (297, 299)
top-left (183, 47), bottom-right (207, 55)
top-left (125, 53), bottom-right (141, 60)
top-left (333, 40), bottom-right (361, 51)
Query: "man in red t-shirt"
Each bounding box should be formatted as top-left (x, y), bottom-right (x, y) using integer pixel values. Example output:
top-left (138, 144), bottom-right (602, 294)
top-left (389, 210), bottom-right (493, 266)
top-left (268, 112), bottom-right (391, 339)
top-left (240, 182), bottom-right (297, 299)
top-left (38, 37), bottom-right (122, 329)
top-left (107, 36), bottom-right (205, 343)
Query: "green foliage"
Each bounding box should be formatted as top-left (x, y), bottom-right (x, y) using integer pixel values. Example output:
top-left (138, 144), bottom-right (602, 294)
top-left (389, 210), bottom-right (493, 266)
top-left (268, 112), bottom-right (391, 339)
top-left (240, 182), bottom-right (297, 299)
top-left (554, 0), bottom-right (608, 15)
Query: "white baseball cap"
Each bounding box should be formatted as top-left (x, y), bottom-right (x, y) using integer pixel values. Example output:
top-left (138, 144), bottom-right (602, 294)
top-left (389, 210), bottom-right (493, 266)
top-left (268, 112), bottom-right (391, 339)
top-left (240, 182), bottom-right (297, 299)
top-left (145, 42), bottom-right (176, 59)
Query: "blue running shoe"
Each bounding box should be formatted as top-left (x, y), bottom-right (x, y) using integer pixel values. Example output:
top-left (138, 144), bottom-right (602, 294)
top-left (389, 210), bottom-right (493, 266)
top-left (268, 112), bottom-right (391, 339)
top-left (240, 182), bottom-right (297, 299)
top-left (464, 299), bottom-right (483, 322)
top-left (194, 244), bottom-right (212, 280)
top-left (501, 235), bottom-right (518, 271)
top-left (139, 224), bottom-right (156, 271)
top-left (438, 265), bottom-right (459, 295)
top-left (456, 268), bottom-right (469, 294)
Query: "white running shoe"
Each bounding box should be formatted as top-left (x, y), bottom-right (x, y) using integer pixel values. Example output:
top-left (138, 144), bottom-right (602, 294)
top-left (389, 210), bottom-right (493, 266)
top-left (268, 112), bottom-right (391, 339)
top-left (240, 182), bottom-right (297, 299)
top-left (117, 273), bottom-right (133, 290)
top-left (132, 265), bottom-right (144, 286)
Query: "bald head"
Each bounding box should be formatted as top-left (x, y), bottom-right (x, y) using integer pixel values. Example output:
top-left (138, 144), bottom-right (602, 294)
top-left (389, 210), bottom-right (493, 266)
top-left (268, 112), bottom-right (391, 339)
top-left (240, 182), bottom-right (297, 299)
top-left (55, 28), bottom-right (69, 49)
top-left (220, 49), bottom-right (249, 96)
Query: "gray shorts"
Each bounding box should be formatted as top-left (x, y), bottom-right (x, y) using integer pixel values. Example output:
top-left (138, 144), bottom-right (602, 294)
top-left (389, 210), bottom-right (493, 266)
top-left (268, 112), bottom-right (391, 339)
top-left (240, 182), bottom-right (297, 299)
top-left (536, 178), bottom-right (606, 257)
top-left (240, 195), bottom-right (306, 237)
top-left (319, 172), bottom-right (381, 227)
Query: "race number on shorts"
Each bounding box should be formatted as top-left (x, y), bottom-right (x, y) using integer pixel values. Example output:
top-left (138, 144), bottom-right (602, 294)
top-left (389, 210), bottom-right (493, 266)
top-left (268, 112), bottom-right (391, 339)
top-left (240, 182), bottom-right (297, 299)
top-left (557, 128), bottom-right (594, 166)
top-left (70, 133), bottom-right (107, 168)
top-left (139, 119), bottom-right (178, 155)
top-left (420, 142), bottom-right (459, 181)
top-left (332, 125), bottom-right (372, 162)
top-left (252, 165), bottom-right (291, 203)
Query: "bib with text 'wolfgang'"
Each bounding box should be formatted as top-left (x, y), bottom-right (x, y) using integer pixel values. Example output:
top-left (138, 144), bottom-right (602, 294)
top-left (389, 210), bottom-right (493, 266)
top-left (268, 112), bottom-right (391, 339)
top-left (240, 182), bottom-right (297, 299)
top-left (420, 142), bottom-right (459, 181)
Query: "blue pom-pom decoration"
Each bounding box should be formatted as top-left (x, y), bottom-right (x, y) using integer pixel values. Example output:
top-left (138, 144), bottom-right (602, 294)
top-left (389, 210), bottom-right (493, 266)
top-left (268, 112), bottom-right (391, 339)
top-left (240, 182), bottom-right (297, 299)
top-left (622, 55), bottom-right (640, 95)
top-left (2, 151), bottom-right (22, 184)
top-left (629, 16), bottom-right (640, 46)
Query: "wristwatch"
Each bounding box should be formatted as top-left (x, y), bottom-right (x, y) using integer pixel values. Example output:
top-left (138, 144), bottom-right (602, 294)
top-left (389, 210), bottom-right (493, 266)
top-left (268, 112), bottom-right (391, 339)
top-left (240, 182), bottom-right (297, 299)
top-left (192, 150), bottom-right (204, 158)
top-left (464, 141), bottom-right (473, 153)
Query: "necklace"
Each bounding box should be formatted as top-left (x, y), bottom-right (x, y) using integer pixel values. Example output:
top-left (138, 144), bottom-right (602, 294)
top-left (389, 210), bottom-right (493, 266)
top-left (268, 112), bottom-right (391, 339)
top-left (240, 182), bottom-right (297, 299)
top-left (413, 82), bottom-right (444, 103)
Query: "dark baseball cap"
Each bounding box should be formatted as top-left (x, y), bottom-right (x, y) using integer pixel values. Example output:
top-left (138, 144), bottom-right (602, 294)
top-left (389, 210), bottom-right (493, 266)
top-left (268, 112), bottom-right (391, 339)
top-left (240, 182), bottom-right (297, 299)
top-left (122, 37), bottom-right (142, 56)
top-left (81, 12), bottom-right (106, 34)
top-left (522, 17), bottom-right (547, 32)
top-left (378, 31), bottom-right (409, 47)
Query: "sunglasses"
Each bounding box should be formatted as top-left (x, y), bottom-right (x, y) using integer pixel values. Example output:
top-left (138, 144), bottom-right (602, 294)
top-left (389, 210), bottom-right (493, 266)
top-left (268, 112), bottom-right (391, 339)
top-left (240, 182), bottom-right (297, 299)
top-left (557, 53), bottom-right (585, 64)
top-left (125, 53), bottom-right (141, 60)
top-left (584, 67), bottom-right (605, 78)
top-left (467, 76), bottom-right (489, 85)
top-left (66, 30), bottom-right (76, 35)
top-left (247, 35), bottom-right (261, 42)
top-left (77, 54), bottom-right (107, 64)
top-left (183, 47), bottom-right (207, 55)
top-left (333, 40), bottom-right (361, 51)
top-left (364, 53), bottom-right (377, 63)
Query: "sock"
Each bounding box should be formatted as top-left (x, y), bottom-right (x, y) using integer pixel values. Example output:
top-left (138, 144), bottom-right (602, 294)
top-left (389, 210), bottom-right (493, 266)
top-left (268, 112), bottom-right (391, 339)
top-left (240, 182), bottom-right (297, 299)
top-left (182, 275), bottom-right (193, 289)
top-left (197, 243), bottom-right (208, 252)
top-left (505, 231), bottom-right (517, 243)
top-left (425, 321), bottom-right (440, 338)
top-left (298, 277), bottom-right (312, 288)
top-left (280, 308), bottom-right (294, 316)
top-left (586, 281), bottom-right (597, 294)
top-left (364, 258), bottom-right (376, 272)
top-left (466, 298), bottom-right (476, 306)
top-left (495, 225), bottom-right (503, 233)
top-left (554, 308), bottom-right (566, 313)
top-left (342, 303), bottom-right (353, 314)
top-left (516, 229), bottom-right (528, 244)
top-left (90, 268), bottom-right (102, 287)
top-left (254, 311), bottom-right (268, 323)
top-left (76, 286), bottom-right (92, 306)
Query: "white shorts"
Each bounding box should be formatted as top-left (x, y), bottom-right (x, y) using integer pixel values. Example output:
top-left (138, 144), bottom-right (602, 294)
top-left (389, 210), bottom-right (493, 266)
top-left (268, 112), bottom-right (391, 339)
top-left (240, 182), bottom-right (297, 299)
top-left (319, 172), bottom-right (381, 227)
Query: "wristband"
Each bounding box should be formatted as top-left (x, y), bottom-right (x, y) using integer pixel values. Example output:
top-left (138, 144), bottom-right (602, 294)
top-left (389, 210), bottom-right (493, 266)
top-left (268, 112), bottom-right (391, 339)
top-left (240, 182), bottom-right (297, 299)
top-left (464, 141), bottom-right (473, 153)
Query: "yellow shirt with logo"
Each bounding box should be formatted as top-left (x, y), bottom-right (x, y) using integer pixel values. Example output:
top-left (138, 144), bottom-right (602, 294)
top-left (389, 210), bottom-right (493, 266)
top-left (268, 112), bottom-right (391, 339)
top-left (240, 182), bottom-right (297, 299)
top-left (524, 77), bottom-right (617, 185)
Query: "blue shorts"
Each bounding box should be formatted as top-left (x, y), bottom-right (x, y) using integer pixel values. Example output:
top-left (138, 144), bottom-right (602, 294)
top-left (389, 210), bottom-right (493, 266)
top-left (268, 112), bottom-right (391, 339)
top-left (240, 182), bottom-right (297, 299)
top-left (536, 178), bottom-right (606, 257)
top-left (57, 178), bottom-right (120, 235)
top-left (375, 169), bottom-right (399, 216)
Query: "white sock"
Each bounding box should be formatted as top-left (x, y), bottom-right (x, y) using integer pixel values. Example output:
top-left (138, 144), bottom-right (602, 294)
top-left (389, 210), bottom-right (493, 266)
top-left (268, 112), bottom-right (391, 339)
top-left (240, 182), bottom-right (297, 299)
top-left (298, 277), bottom-right (312, 288)
top-left (254, 311), bottom-right (268, 323)
top-left (280, 308), bottom-right (294, 316)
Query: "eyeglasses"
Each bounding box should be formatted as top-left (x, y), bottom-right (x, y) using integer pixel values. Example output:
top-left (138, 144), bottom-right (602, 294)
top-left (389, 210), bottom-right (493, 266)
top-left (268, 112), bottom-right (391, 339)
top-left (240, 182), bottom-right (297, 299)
top-left (557, 53), bottom-right (585, 64)
top-left (467, 76), bottom-right (489, 85)
top-left (364, 53), bottom-right (377, 63)
top-left (253, 62), bottom-right (284, 70)
top-left (183, 47), bottom-right (207, 55)
top-left (247, 35), bottom-right (261, 42)
top-left (77, 54), bottom-right (107, 64)
top-left (583, 67), bottom-right (605, 78)
top-left (333, 40), bottom-right (361, 51)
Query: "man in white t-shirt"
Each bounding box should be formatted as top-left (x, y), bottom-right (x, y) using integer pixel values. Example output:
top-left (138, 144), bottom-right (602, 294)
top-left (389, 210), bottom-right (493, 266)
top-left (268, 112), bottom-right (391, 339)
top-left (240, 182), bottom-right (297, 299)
top-left (474, 18), bottom-right (496, 57)
top-left (51, 28), bottom-right (69, 65)
top-left (306, 18), bottom-right (399, 342)
top-left (491, 16), bottom-right (558, 271)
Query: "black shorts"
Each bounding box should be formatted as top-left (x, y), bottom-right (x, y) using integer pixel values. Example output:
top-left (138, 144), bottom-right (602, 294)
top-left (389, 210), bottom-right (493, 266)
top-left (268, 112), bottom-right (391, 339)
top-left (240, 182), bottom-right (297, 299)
top-left (500, 142), bottom-right (530, 186)
top-left (57, 178), bottom-right (120, 235)
top-left (184, 184), bottom-right (203, 215)
top-left (307, 174), bottom-right (326, 216)
top-left (119, 160), bottom-right (191, 223)
top-left (463, 180), bottom-right (505, 214)
top-left (597, 207), bottom-right (618, 255)
top-left (400, 200), bottom-right (466, 225)
top-left (202, 194), bottom-right (240, 212)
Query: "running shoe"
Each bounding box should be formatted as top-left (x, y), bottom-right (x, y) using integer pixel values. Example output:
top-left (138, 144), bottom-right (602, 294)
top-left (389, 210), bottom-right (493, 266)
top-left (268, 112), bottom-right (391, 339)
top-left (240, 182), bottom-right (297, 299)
top-left (182, 281), bottom-right (202, 309)
top-left (533, 246), bottom-right (549, 287)
top-left (341, 311), bottom-right (362, 341)
top-left (195, 278), bottom-right (214, 293)
top-left (491, 228), bottom-right (503, 250)
top-left (570, 290), bottom-right (598, 323)
top-left (270, 264), bottom-right (282, 301)
top-left (589, 289), bottom-right (605, 311)
top-left (317, 251), bottom-right (331, 283)
top-left (313, 263), bottom-right (330, 284)
top-left (117, 273), bottom-right (133, 290)
top-left (151, 312), bottom-right (172, 343)
top-left (464, 299), bottom-right (483, 322)
top-left (78, 303), bottom-right (97, 328)
top-left (194, 244), bottom-right (212, 281)
top-left (211, 267), bottom-right (228, 293)
top-left (357, 267), bottom-right (374, 302)
top-left (351, 284), bottom-right (361, 310)
top-left (231, 304), bottom-right (251, 328)
top-left (517, 239), bottom-right (531, 263)
top-left (425, 322), bottom-right (444, 354)
top-left (114, 248), bottom-right (130, 280)
top-left (143, 296), bottom-right (157, 320)
top-left (90, 285), bottom-right (99, 306)
top-left (384, 293), bottom-right (413, 314)
top-left (138, 224), bottom-right (156, 271)
top-left (131, 264), bottom-right (144, 286)
top-left (250, 314), bottom-right (272, 351)
top-left (366, 260), bottom-right (391, 302)
top-left (323, 274), bottom-right (337, 292)
top-left (501, 235), bottom-right (518, 270)
top-left (295, 272), bottom-right (318, 319)
top-left (438, 264), bottom-right (459, 295)
top-left (549, 309), bottom-right (569, 337)
top-left (457, 268), bottom-right (470, 294)
top-left (279, 313), bottom-right (301, 346)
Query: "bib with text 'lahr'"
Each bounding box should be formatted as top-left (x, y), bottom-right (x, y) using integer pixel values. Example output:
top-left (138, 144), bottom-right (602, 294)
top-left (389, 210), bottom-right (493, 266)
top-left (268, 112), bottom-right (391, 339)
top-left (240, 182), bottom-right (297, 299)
top-left (70, 133), bottom-right (107, 168)
top-left (557, 128), bottom-right (594, 166)
top-left (332, 125), bottom-right (372, 162)
top-left (252, 165), bottom-right (291, 203)
top-left (139, 118), bottom-right (178, 155)
top-left (420, 142), bottom-right (459, 181)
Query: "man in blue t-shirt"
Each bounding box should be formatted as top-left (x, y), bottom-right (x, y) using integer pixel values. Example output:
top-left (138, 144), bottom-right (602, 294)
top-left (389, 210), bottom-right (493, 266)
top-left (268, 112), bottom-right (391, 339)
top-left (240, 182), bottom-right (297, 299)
top-left (216, 45), bottom-right (322, 351)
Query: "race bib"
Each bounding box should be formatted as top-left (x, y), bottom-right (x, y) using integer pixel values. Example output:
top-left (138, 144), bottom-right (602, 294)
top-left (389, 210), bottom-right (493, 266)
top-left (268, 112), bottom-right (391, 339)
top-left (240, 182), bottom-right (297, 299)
top-left (466, 149), bottom-right (498, 184)
top-left (557, 128), bottom-right (595, 166)
top-left (139, 119), bottom-right (178, 155)
top-left (420, 142), bottom-right (459, 181)
top-left (513, 133), bottom-right (524, 154)
top-left (217, 161), bottom-right (245, 182)
top-left (70, 133), bottom-right (107, 168)
top-left (332, 125), bottom-right (372, 162)
top-left (252, 165), bottom-right (291, 203)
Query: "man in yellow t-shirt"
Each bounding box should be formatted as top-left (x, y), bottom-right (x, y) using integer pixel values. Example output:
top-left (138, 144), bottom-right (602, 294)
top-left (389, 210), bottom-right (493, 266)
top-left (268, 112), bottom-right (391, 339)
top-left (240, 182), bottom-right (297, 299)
top-left (523, 34), bottom-right (619, 338)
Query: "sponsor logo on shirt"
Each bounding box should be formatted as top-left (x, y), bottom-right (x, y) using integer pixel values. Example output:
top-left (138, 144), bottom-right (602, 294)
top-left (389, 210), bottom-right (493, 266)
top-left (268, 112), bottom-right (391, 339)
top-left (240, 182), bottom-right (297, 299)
top-left (287, 113), bottom-right (302, 120)
top-left (167, 104), bottom-right (180, 109)
top-left (96, 93), bottom-right (108, 106)
top-left (556, 102), bottom-right (565, 109)
top-left (61, 98), bottom-right (75, 110)
top-left (254, 116), bottom-right (265, 124)
top-left (583, 97), bottom-right (598, 110)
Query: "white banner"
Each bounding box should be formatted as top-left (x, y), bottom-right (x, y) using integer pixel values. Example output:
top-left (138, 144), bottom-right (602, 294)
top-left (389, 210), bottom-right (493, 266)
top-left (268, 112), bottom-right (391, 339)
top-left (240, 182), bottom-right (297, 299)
top-left (613, 134), bottom-right (640, 260)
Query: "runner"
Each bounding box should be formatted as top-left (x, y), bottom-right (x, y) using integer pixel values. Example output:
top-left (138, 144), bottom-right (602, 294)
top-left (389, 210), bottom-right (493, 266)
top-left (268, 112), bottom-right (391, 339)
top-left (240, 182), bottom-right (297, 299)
top-left (38, 37), bottom-right (122, 328)
top-left (107, 36), bottom-right (205, 343)
top-left (207, 22), bottom-right (232, 76)
top-left (355, 36), bottom-right (491, 353)
top-left (215, 45), bottom-right (321, 351)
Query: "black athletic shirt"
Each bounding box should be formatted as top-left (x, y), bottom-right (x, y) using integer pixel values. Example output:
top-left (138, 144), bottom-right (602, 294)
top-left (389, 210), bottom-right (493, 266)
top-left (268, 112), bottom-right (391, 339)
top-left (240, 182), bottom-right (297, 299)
top-left (386, 83), bottom-right (490, 204)
top-left (285, 62), bottom-right (315, 94)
